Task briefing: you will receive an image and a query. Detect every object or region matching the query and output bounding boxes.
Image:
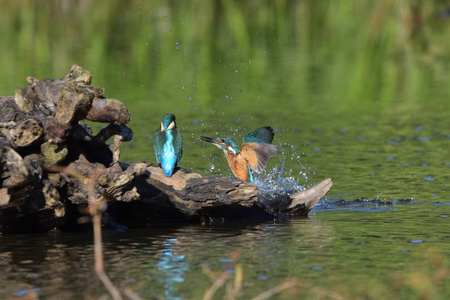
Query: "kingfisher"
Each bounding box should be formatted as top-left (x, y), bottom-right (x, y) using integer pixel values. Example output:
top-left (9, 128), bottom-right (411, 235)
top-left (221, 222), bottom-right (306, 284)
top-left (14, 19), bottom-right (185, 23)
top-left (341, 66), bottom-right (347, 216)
top-left (153, 113), bottom-right (183, 177)
top-left (200, 127), bottom-right (278, 183)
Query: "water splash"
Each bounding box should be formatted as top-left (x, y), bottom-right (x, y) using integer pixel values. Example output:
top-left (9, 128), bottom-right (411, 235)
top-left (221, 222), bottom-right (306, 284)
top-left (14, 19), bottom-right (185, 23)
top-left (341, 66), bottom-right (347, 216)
top-left (254, 161), bottom-right (307, 201)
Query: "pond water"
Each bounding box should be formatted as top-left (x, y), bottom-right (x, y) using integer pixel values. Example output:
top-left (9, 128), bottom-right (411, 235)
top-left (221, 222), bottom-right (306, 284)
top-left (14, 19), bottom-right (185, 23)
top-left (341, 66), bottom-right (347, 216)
top-left (1, 0), bottom-right (450, 299)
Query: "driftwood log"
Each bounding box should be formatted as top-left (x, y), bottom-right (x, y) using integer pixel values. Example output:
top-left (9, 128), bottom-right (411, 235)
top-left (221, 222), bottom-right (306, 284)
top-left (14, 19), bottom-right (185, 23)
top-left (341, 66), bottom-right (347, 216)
top-left (0, 65), bottom-right (332, 233)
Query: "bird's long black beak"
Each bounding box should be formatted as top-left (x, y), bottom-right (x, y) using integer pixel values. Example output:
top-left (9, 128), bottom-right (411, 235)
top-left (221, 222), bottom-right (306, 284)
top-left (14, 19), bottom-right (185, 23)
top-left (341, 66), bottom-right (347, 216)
top-left (199, 136), bottom-right (220, 144)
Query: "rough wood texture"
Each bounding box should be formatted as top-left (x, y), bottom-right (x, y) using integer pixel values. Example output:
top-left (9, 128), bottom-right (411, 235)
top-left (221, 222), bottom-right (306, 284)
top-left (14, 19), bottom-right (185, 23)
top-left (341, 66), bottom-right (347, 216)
top-left (144, 163), bottom-right (259, 215)
top-left (0, 65), bottom-right (332, 234)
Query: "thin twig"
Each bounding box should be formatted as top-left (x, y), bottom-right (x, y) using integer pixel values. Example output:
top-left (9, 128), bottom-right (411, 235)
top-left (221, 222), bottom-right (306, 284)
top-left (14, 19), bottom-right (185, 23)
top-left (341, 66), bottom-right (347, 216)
top-left (251, 278), bottom-right (347, 300)
top-left (47, 165), bottom-right (138, 300)
top-left (123, 287), bottom-right (144, 300)
top-left (225, 264), bottom-right (243, 300)
top-left (96, 270), bottom-right (123, 300)
top-left (250, 278), bottom-right (301, 300)
top-left (203, 252), bottom-right (241, 300)
top-left (91, 194), bottom-right (123, 300)
top-left (202, 271), bottom-right (231, 300)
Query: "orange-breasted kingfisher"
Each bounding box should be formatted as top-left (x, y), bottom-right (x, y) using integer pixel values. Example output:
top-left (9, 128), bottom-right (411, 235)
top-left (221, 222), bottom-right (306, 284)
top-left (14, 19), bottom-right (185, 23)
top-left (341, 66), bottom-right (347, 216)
top-left (153, 113), bottom-right (183, 177)
top-left (200, 127), bottom-right (278, 183)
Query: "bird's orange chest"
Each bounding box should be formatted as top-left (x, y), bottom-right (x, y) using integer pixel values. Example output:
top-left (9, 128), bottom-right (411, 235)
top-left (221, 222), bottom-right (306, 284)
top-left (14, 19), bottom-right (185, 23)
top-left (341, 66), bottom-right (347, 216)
top-left (223, 151), bottom-right (249, 181)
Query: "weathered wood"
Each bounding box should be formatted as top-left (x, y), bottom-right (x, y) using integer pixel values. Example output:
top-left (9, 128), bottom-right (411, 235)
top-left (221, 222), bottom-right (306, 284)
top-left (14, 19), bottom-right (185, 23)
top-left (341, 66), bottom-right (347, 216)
top-left (14, 118), bottom-right (44, 147)
top-left (14, 88), bottom-right (33, 112)
top-left (288, 178), bottom-right (332, 212)
top-left (110, 136), bottom-right (123, 165)
top-left (86, 97), bottom-right (131, 125)
top-left (0, 188), bottom-right (10, 206)
top-left (0, 96), bottom-right (14, 102)
top-left (95, 124), bottom-right (133, 143)
top-left (42, 178), bottom-right (65, 218)
top-left (144, 164), bottom-right (259, 215)
top-left (40, 141), bottom-right (68, 166)
top-left (54, 82), bottom-right (94, 124)
top-left (1, 147), bottom-right (29, 189)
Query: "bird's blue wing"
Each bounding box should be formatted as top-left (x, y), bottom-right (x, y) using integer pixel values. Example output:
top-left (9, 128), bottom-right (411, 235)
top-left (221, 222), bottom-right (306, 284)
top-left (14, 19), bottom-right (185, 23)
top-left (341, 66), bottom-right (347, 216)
top-left (173, 129), bottom-right (183, 163)
top-left (153, 130), bottom-right (165, 164)
top-left (243, 127), bottom-right (274, 144)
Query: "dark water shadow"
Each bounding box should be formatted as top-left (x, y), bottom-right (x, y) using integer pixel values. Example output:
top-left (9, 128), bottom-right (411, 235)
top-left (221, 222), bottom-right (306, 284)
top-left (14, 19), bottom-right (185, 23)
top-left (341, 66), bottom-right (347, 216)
top-left (312, 197), bottom-right (418, 212)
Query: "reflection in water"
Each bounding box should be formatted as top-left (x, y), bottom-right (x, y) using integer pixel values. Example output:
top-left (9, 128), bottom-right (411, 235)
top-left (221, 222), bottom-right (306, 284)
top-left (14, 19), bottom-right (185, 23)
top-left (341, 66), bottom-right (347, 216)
top-left (1, 207), bottom-right (450, 299)
top-left (0, 220), bottom-right (336, 299)
top-left (155, 238), bottom-right (187, 300)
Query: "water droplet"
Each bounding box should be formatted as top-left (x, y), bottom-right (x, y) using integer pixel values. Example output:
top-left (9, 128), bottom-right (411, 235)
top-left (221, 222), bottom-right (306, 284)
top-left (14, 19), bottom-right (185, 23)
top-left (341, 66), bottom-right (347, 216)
top-left (410, 240), bottom-right (423, 243)
top-left (209, 163), bottom-right (215, 170)
top-left (14, 289), bottom-right (28, 297)
top-left (257, 276), bottom-right (268, 280)
top-left (187, 97), bottom-right (191, 100)
top-left (165, 16), bottom-right (168, 19)
top-left (423, 177), bottom-right (435, 181)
